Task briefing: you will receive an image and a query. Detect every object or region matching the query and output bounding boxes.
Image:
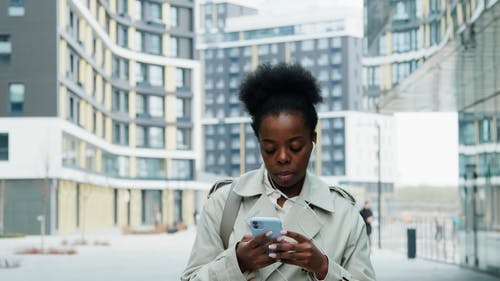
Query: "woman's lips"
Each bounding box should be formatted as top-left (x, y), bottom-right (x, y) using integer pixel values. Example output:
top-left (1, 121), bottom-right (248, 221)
top-left (275, 172), bottom-right (293, 182)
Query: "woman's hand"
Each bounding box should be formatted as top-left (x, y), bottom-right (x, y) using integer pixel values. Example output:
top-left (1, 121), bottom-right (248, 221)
top-left (269, 230), bottom-right (328, 279)
top-left (236, 231), bottom-right (278, 273)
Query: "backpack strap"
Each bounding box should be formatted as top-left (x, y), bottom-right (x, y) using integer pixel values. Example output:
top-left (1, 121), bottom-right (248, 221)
top-left (329, 185), bottom-right (356, 206)
top-left (208, 179), bottom-right (242, 249)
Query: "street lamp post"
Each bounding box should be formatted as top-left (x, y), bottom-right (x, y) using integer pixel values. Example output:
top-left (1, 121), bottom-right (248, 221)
top-left (376, 121), bottom-right (382, 249)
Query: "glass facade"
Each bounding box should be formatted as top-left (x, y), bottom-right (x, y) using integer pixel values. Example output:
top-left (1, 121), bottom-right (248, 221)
top-left (456, 2), bottom-right (500, 275)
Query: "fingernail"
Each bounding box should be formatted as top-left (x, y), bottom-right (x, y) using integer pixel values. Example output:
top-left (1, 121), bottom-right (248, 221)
top-left (269, 253), bottom-right (277, 258)
top-left (277, 236), bottom-right (284, 242)
top-left (269, 244), bottom-right (276, 250)
top-left (280, 230), bottom-right (287, 235)
top-left (265, 231), bottom-right (272, 237)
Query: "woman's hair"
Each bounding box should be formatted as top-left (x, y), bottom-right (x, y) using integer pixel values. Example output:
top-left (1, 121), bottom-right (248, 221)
top-left (239, 63), bottom-right (322, 137)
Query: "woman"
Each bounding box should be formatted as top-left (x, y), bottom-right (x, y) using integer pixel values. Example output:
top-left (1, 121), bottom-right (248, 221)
top-left (182, 63), bottom-right (375, 281)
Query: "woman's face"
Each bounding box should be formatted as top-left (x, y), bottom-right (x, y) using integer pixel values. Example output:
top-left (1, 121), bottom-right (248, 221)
top-left (258, 111), bottom-right (315, 192)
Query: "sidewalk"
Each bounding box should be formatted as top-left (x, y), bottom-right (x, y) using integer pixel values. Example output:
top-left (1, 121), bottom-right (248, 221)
top-left (371, 248), bottom-right (500, 281)
top-left (0, 228), bottom-right (499, 281)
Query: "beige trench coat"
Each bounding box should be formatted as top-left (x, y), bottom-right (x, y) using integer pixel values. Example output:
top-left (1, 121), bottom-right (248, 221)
top-left (181, 166), bottom-right (376, 281)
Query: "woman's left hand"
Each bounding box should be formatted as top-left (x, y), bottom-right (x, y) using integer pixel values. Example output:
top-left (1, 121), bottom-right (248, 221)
top-left (269, 230), bottom-right (328, 279)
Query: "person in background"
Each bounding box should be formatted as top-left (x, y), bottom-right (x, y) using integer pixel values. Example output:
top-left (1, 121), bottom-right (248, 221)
top-left (360, 201), bottom-right (374, 248)
top-left (182, 63), bottom-right (375, 281)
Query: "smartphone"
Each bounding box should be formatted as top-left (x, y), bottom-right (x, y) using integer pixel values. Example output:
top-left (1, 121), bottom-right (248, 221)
top-left (250, 217), bottom-right (283, 239)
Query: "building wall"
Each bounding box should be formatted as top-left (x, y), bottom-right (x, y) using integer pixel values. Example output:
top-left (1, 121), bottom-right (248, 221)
top-left (78, 183), bottom-right (114, 232)
top-left (0, 0), bottom-right (58, 117)
top-left (129, 188), bottom-right (142, 227)
top-left (115, 188), bottom-right (130, 227)
top-left (58, 180), bottom-right (78, 234)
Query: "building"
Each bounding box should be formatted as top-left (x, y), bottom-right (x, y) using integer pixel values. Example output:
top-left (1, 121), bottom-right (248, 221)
top-left (198, 1), bottom-right (395, 194)
top-left (0, 0), bottom-right (206, 235)
top-left (455, 0), bottom-right (500, 276)
top-left (363, 0), bottom-right (455, 110)
top-left (364, 0), bottom-right (500, 275)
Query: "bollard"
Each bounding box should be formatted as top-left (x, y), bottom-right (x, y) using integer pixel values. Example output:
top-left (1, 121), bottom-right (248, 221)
top-left (407, 227), bottom-right (416, 259)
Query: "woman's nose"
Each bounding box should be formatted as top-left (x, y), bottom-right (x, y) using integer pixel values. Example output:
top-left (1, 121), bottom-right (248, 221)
top-left (276, 148), bottom-right (290, 164)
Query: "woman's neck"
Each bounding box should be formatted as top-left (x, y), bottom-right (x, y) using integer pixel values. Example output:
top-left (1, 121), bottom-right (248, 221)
top-left (268, 175), bottom-right (304, 199)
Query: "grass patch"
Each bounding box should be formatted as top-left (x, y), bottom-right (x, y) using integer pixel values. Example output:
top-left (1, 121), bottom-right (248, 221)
top-left (0, 233), bottom-right (26, 238)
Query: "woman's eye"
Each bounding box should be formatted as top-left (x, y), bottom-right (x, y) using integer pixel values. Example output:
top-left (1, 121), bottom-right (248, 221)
top-left (264, 148), bottom-right (276, 154)
top-left (290, 146), bottom-right (302, 153)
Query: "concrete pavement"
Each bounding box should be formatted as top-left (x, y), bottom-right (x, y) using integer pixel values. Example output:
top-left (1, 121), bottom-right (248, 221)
top-left (0, 227), bottom-right (498, 281)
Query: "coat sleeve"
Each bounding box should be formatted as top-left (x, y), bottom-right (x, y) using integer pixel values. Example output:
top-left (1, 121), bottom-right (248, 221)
top-left (322, 206), bottom-right (376, 281)
top-left (181, 192), bottom-right (247, 281)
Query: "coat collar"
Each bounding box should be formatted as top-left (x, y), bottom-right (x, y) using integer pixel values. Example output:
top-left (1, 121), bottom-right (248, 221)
top-left (233, 165), bottom-right (335, 213)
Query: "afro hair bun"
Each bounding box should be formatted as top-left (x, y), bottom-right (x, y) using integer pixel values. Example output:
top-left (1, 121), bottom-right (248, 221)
top-left (239, 63), bottom-right (322, 117)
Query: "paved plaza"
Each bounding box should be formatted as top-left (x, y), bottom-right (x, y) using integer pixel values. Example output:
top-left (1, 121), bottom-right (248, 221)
top-left (0, 227), bottom-right (499, 281)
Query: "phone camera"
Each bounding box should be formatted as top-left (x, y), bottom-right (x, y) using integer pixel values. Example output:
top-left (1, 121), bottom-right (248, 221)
top-left (252, 221), bottom-right (259, 228)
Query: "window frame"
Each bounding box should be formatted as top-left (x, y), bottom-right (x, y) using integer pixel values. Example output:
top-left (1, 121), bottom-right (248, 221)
top-left (0, 35), bottom-right (12, 65)
top-left (8, 83), bottom-right (25, 113)
top-left (0, 133), bottom-right (8, 161)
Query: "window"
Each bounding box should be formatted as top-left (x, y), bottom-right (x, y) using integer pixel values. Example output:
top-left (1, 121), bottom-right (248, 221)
top-left (258, 45), bottom-right (269, 55)
top-left (136, 94), bottom-right (163, 118)
top-left (85, 144), bottom-right (96, 171)
top-left (112, 121), bottom-right (129, 145)
top-left (148, 2), bottom-right (162, 21)
top-left (136, 63), bottom-right (164, 87)
top-left (331, 37), bottom-right (341, 48)
top-left (0, 134), bottom-right (8, 161)
top-left (62, 134), bottom-right (79, 167)
top-left (318, 38), bottom-right (329, 49)
top-left (394, 1), bottom-right (408, 20)
top-left (67, 48), bottom-right (80, 83)
top-left (136, 126), bottom-right (164, 148)
top-left (169, 37), bottom-right (178, 57)
top-left (135, 31), bottom-right (162, 54)
top-left (136, 157), bottom-right (165, 178)
top-left (331, 53), bottom-right (342, 64)
top-left (112, 56), bottom-right (129, 80)
top-left (177, 128), bottom-right (191, 150)
top-left (0, 35), bottom-right (12, 65)
top-left (176, 68), bottom-right (191, 91)
top-left (9, 0), bottom-right (24, 16)
top-left (8, 83), bottom-right (24, 113)
top-left (430, 20), bottom-right (441, 46)
top-left (170, 6), bottom-right (178, 27)
top-left (67, 7), bottom-right (79, 40)
top-left (135, 31), bottom-right (143, 52)
top-left (479, 117), bottom-right (494, 143)
top-left (301, 40), bottom-right (314, 51)
top-left (117, 0), bottom-right (128, 16)
top-left (103, 153), bottom-right (118, 176)
top-left (148, 127), bottom-right (164, 148)
top-left (176, 97), bottom-right (191, 121)
top-left (117, 24), bottom-right (128, 48)
top-left (112, 88), bottom-right (129, 113)
top-left (67, 92), bottom-right (80, 124)
top-left (170, 159), bottom-right (193, 180)
top-left (148, 95), bottom-right (164, 117)
top-left (134, 0), bottom-right (143, 20)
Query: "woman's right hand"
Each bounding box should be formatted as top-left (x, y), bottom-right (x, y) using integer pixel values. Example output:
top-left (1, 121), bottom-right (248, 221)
top-left (236, 231), bottom-right (278, 272)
